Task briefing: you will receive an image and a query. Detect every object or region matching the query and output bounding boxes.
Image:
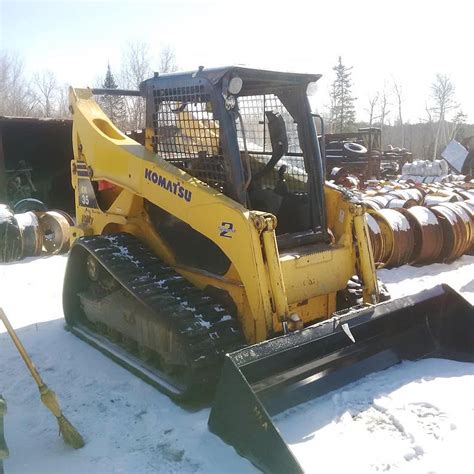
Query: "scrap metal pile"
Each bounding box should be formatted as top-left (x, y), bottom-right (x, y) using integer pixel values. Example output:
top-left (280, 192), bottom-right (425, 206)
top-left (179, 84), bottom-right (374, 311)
top-left (0, 203), bottom-right (72, 263)
top-left (324, 127), bottom-right (412, 181)
top-left (359, 181), bottom-right (474, 268)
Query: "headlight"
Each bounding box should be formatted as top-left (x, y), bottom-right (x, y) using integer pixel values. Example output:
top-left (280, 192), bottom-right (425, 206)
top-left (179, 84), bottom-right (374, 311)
top-left (228, 76), bottom-right (243, 95)
top-left (306, 81), bottom-right (318, 96)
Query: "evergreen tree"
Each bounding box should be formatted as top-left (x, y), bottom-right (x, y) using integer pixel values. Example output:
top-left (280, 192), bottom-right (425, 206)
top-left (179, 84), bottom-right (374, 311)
top-left (98, 64), bottom-right (126, 129)
top-left (330, 56), bottom-right (356, 133)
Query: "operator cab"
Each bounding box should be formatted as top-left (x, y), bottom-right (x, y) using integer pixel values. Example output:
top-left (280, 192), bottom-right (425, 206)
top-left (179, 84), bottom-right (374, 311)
top-left (141, 66), bottom-right (328, 247)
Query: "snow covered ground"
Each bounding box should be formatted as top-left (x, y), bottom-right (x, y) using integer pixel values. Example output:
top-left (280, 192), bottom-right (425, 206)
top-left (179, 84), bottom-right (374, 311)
top-left (0, 255), bottom-right (473, 473)
top-left (276, 358), bottom-right (474, 473)
top-left (379, 255), bottom-right (474, 304)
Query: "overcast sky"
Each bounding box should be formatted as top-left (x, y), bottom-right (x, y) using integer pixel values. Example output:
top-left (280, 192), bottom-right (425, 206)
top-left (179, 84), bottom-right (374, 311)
top-left (1, 0), bottom-right (473, 122)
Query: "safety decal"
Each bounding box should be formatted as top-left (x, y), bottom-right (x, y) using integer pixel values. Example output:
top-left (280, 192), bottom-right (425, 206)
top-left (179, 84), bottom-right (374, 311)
top-left (78, 178), bottom-right (98, 209)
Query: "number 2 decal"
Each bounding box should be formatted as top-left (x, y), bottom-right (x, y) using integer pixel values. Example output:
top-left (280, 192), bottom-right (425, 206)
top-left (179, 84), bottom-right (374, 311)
top-left (219, 222), bottom-right (235, 238)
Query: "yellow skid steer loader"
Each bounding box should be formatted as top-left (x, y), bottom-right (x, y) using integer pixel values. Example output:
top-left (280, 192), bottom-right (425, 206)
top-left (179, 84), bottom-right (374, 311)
top-left (63, 66), bottom-right (474, 473)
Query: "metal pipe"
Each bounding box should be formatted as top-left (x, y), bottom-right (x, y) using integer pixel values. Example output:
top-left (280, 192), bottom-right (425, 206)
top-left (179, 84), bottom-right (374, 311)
top-left (91, 88), bottom-right (142, 97)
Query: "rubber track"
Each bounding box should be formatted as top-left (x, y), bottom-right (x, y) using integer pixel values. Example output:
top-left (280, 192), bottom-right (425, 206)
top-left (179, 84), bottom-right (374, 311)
top-left (72, 232), bottom-right (244, 393)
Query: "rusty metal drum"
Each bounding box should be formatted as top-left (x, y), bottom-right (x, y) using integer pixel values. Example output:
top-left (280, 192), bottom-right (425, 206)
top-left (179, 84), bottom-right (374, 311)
top-left (14, 211), bottom-right (42, 258)
top-left (365, 213), bottom-right (385, 264)
top-left (430, 205), bottom-right (469, 262)
top-left (399, 206), bottom-right (443, 264)
top-left (38, 211), bottom-right (71, 255)
top-left (370, 209), bottom-right (414, 267)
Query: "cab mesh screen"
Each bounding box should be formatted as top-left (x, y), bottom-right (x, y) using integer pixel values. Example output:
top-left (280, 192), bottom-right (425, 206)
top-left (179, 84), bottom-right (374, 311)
top-left (236, 94), bottom-right (307, 192)
top-left (151, 86), bottom-right (226, 192)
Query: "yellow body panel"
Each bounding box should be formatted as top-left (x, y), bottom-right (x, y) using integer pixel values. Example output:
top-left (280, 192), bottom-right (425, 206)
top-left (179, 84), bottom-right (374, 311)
top-left (69, 87), bottom-right (379, 345)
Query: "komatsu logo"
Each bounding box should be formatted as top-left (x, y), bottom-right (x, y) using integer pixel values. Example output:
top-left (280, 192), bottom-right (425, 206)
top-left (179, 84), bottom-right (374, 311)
top-left (144, 168), bottom-right (192, 202)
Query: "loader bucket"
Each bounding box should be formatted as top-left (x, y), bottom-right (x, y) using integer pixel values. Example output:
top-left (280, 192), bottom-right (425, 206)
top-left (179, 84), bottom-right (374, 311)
top-left (208, 285), bottom-right (474, 473)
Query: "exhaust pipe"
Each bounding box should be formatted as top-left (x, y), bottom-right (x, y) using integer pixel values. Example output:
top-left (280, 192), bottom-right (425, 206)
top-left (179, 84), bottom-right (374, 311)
top-left (209, 285), bottom-right (474, 473)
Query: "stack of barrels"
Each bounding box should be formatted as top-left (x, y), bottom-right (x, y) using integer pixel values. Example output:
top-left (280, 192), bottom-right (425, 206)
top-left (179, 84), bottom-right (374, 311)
top-left (0, 205), bottom-right (73, 263)
top-left (361, 182), bottom-right (474, 268)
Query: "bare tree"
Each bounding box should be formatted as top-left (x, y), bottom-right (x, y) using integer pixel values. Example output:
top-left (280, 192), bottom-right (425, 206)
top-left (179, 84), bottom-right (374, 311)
top-left (421, 103), bottom-right (437, 158)
top-left (121, 41), bottom-right (152, 87)
top-left (365, 92), bottom-right (379, 127)
top-left (119, 42), bottom-right (178, 131)
top-left (430, 74), bottom-right (457, 159)
top-left (0, 52), bottom-right (36, 116)
top-left (449, 110), bottom-right (467, 141)
top-left (392, 79), bottom-right (404, 147)
top-left (424, 103), bottom-right (433, 123)
top-left (56, 84), bottom-right (71, 118)
top-left (120, 41), bottom-right (152, 130)
top-left (378, 88), bottom-right (390, 131)
top-left (158, 45), bottom-right (177, 74)
top-left (33, 70), bottom-right (58, 117)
